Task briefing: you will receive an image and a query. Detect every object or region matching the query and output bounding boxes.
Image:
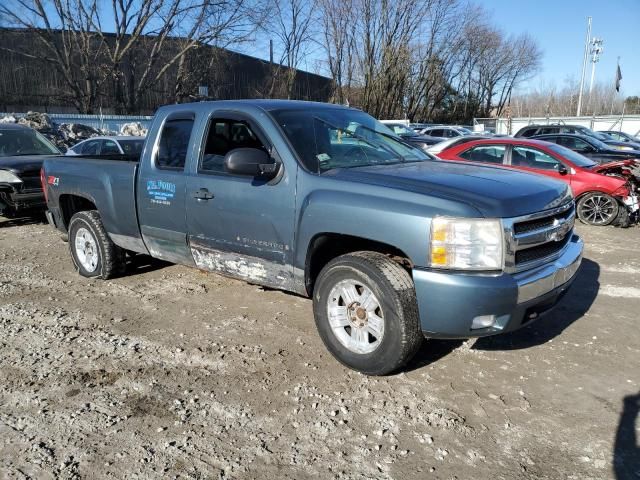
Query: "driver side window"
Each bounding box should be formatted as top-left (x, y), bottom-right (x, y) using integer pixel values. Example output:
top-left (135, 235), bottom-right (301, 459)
top-left (200, 118), bottom-right (267, 175)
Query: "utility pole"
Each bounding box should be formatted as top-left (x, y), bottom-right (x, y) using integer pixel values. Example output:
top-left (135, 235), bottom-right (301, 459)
top-left (576, 16), bottom-right (592, 117)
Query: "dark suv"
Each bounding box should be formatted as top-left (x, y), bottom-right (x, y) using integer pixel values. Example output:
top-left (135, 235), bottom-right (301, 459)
top-left (533, 133), bottom-right (640, 164)
top-left (516, 124), bottom-right (638, 151)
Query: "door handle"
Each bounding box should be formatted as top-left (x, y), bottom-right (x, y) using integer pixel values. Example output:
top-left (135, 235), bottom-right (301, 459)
top-left (194, 188), bottom-right (214, 200)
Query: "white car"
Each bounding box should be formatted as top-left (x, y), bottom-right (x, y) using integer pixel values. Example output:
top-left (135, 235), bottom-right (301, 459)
top-left (66, 136), bottom-right (145, 156)
top-left (426, 136), bottom-right (486, 155)
top-left (419, 126), bottom-right (474, 138)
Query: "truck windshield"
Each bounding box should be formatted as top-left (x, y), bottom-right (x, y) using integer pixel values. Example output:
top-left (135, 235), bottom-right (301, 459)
top-left (270, 108), bottom-right (431, 173)
top-left (0, 128), bottom-right (60, 157)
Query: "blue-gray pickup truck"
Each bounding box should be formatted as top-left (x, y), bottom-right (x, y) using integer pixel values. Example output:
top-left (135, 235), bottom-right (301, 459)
top-left (42, 100), bottom-right (583, 375)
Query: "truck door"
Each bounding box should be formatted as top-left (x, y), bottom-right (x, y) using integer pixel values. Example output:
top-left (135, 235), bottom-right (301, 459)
top-left (136, 111), bottom-right (197, 265)
top-left (185, 111), bottom-right (296, 290)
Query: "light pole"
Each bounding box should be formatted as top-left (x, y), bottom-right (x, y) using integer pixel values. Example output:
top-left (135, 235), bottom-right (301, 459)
top-left (576, 16), bottom-right (592, 117)
top-left (587, 37), bottom-right (604, 113)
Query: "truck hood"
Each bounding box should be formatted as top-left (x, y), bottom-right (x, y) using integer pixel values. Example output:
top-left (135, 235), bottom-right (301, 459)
top-left (328, 160), bottom-right (570, 218)
top-left (0, 155), bottom-right (56, 175)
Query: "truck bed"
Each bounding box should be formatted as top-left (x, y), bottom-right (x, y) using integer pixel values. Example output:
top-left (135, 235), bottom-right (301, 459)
top-left (43, 156), bottom-right (144, 252)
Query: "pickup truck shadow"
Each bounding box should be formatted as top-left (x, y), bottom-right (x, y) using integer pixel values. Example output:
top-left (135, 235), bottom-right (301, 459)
top-left (0, 213), bottom-right (46, 228)
top-left (614, 391), bottom-right (640, 479)
top-left (404, 339), bottom-right (465, 372)
top-left (472, 257), bottom-right (600, 351)
top-left (125, 254), bottom-right (171, 275)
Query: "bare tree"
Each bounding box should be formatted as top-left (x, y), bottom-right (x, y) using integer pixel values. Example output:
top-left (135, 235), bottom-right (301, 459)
top-left (0, 0), bottom-right (266, 113)
top-left (100, 0), bottom-right (264, 111)
top-left (0, 0), bottom-right (107, 112)
top-left (263, 0), bottom-right (316, 98)
top-left (317, 0), bottom-right (356, 104)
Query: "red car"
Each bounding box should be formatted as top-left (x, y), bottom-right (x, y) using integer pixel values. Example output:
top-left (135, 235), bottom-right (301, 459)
top-left (437, 138), bottom-right (639, 226)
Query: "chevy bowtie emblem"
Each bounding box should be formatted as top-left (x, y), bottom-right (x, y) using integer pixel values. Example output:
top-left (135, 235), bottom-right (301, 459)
top-left (548, 218), bottom-right (572, 242)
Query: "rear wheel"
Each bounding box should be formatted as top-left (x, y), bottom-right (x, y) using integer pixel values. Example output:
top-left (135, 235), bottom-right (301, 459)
top-left (313, 251), bottom-right (423, 375)
top-left (577, 192), bottom-right (619, 226)
top-left (68, 210), bottom-right (125, 279)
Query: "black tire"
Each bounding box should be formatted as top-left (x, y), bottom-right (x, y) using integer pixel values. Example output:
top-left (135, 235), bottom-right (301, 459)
top-left (313, 251), bottom-right (423, 376)
top-left (577, 192), bottom-right (619, 226)
top-left (68, 210), bottom-right (125, 279)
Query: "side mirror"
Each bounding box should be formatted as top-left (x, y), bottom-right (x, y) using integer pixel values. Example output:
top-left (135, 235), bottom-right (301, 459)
top-left (224, 148), bottom-right (277, 178)
top-left (558, 165), bottom-right (568, 175)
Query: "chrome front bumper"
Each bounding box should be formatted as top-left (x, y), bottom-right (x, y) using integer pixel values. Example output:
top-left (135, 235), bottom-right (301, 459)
top-left (413, 234), bottom-right (584, 339)
top-left (516, 235), bottom-right (583, 303)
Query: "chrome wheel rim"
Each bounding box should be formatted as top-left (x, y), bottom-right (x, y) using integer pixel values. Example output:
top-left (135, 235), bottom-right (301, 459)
top-left (74, 227), bottom-right (99, 272)
top-left (327, 279), bottom-right (384, 354)
top-left (579, 195), bottom-right (616, 225)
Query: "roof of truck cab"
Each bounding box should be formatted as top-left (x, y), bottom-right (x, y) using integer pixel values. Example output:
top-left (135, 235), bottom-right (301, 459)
top-left (159, 99), bottom-right (356, 113)
top-left (0, 123), bottom-right (32, 130)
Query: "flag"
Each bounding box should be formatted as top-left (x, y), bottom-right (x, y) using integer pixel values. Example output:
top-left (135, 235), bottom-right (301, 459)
top-left (615, 64), bottom-right (622, 92)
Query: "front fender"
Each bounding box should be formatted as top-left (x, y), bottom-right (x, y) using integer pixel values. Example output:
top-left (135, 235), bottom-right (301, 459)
top-left (294, 188), bottom-right (476, 270)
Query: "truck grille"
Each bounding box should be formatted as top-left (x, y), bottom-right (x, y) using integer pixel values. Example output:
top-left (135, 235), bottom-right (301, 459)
top-left (515, 234), bottom-right (572, 265)
top-left (504, 201), bottom-right (575, 273)
top-left (513, 205), bottom-right (575, 234)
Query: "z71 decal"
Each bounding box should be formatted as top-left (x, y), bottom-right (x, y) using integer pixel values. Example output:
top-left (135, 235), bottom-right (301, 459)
top-left (146, 180), bottom-right (176, 206)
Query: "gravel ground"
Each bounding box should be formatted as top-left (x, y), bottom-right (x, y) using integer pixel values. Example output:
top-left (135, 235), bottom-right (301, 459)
top-left (0, 215), bottom-right (638, 479)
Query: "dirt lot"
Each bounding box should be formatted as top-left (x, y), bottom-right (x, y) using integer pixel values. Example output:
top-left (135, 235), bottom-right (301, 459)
top-left (0, 216), bottom-right (638, 480)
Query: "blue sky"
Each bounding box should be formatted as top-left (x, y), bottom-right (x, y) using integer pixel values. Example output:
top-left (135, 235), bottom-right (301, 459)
top-left (486, 0), bottom-right (640, 96)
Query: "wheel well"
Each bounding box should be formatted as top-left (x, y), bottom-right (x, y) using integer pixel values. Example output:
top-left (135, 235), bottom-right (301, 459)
top-left (305, 233), bottom-right (412, 295)
top-left (59, 194), bottom-right (97, 230)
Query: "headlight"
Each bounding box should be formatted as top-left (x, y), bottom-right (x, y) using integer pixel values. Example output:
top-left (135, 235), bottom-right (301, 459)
top-left (0, 170), bottom-right (22, 184)
top-left (429, 217), bottom-right (503, 270)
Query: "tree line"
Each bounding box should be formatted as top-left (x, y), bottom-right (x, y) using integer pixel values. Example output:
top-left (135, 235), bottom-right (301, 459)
top-left (508, 78), bottom-right (638, 118)
top-left (0, 0), bottom-right (542, 121)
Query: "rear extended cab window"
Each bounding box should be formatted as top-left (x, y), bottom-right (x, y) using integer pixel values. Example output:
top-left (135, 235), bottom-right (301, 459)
top-left (156, 116), bottom-right (195, 170)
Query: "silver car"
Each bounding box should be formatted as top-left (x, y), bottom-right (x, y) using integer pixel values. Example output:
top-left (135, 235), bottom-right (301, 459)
top-left (66, 136), bottom-right (145, 156)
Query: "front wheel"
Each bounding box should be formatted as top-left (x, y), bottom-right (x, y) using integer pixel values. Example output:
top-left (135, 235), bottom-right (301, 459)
top-left (313, 251), bottom-right (423, 375)
top-left (577, 192), bottom-right (619, 226)
top-left (68, 210), bottom-right (125, 279)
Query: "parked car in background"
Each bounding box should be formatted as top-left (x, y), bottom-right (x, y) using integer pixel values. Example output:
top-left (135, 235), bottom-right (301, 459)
top-left (426, 135), bottom-right (486, 155)
top-left (409, 123), bottom-right (433, 132)
top-left (597, 131), bottom-right (640, 150)
top-left (66, 136), bottom-right (146, 157)
top-left (383, 122), bottom-right (445, 149)
top-left (42, 100), bottom-right (583, 375)
top-left (599, 130), bottom-right (640, 143)
top-left (420, 125), bottom-right (474, 138)
top-left (0, 123), bottom-right (60, 217)
top-left (532, 133), bottom-right (640, 164)
top-left (515, 123), bottom-right (636, 151)
top-left (438, 138), bottom-right (639, 226)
